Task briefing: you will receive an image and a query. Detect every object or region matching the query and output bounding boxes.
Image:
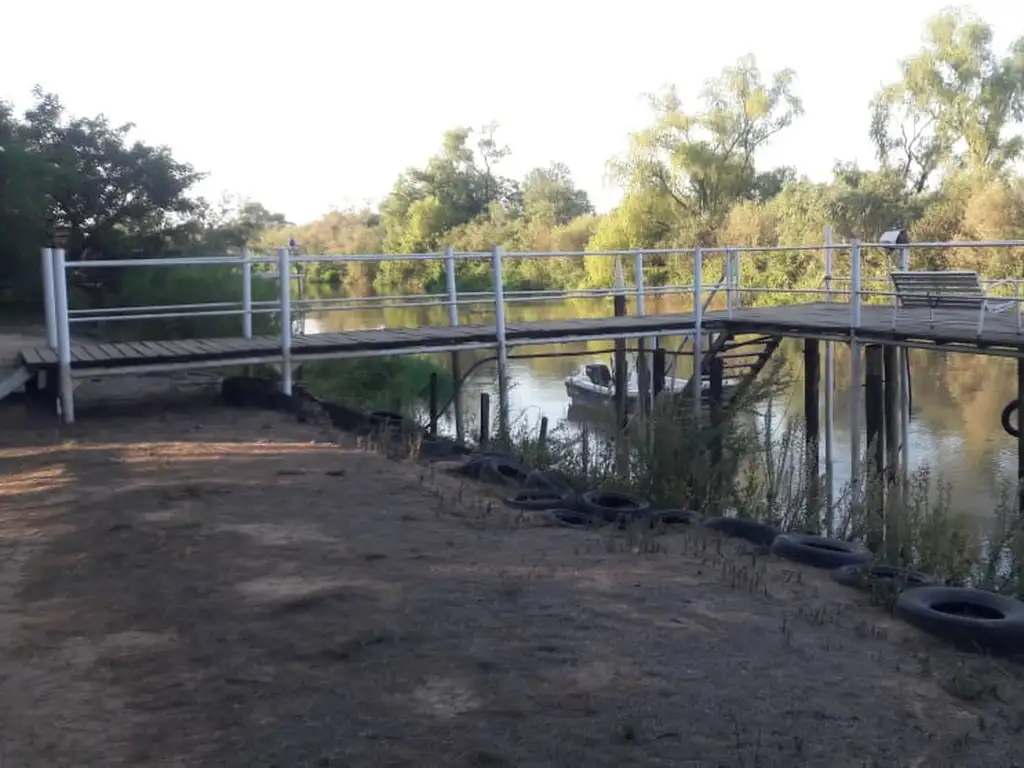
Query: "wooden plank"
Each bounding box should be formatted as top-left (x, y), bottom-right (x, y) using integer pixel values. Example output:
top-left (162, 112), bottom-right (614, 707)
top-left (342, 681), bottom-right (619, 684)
top-left (20, 347), bottom-right (46, 366)
top-left (91, 342), bottom-right (129, 360)
top-left (121, 342), bottom-right (153, 359)
top-left (70, 344), bottom-right (100, 363)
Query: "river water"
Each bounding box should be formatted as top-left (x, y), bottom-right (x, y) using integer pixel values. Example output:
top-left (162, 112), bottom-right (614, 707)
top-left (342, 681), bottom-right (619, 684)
top-left (305, 293), bottom-right (1019, 520)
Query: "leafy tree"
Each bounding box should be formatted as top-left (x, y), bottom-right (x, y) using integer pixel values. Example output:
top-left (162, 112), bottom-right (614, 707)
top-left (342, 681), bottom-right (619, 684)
top-left (521, 163), bottom-right (592, 226)
top-left (611, 55), bottom-right (803, 224)
top-left (871, 9), bottom-right (1024, 192)
top-left (16, 87), bottom-right (203, 260)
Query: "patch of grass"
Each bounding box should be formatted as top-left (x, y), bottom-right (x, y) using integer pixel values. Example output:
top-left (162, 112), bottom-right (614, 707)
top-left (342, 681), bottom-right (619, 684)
top-left (491, 367), bottom-right (1024, 594)
top-left (302, 356), bottom-right (453, 415)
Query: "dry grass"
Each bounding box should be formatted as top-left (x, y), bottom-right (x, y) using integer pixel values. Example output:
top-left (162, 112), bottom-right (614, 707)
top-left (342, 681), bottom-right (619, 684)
top-left (0, 401), bottom-right (1023, 766)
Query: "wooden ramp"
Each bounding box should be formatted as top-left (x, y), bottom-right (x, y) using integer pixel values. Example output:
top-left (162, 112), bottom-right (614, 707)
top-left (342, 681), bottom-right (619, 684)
top-left (18, 302), bottom-right (1024, 376)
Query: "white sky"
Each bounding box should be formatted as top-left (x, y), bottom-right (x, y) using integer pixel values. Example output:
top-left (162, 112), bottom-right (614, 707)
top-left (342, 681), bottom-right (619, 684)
top-left (2, 0), bottom-right (1021, 224)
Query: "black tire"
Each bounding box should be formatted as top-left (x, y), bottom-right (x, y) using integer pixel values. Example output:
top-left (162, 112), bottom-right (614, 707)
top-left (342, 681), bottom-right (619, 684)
top-left (579, 490), bottom-right (651, 524)
top-left (525, 468), bottom-right (574, 492)
top-left (505, 487), bottom-right (576, 511)
top-left (319, 401), bottom-right (371, 432)
top-left (652, 508), bottom-right (703, 527)
top-left (1002, 400), bottom-right (1019, 438)
top-left (770, 533), bottom-right (871, 569)
top-left (479, 456), bottom-right (531, 486)
top-left (548, 508), bottom-right (595, 529)
top-left (368, 410), bottom-right (420, 435)
top-left (452, 452), bottom-right (515, 479)
top-left (894, 586), bottom-right (1024, 655)
top-left (703, 516), bottom-right (779, 546)
top-left (221, 376), bottom-right (280, 409)
top-left (830, 563), bottom-right (938, 591)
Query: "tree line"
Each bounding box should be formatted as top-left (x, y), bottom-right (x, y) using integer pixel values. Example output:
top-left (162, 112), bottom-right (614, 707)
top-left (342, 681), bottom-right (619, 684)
top-left (2, 7), bottom-right (1022, 310)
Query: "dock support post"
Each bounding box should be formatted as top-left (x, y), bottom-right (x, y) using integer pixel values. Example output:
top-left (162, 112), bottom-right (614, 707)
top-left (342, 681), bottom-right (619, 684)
top-left (613, 260), bottom-right (629, 477)
top-left (52, 248), bottom-right (74, 424)
top-left (276, 247), bottom-right (292, 396)
top-left (479, 392), bottom-right (491, 448)
top-left (634, 250), bottom-right (650, 421)
top-left (849, 340), bottom-right (863, 513)
top-left (883, 345), bottom-right (900, 488)
top-left (709, 356), bottom-right (725, 511)
top-left (428, 372), bottom-right (439, 439)
top-left (804, 339), bottom-right (821, 519)
top-left (241, 246), bottom-right (253, 339)
top-left (41, 247), bottom-right (57, 350)
top-left (444, 246), bottom-right (465, 443)
top-left (490, 245), bottom-right (510, 442)
top-left (823, 227), bottom-right (835, 515)
top-left (898, 244), bottom-right (910, 494)
top-left (865, 345), bottom-right (884, 551)
top-left (538, 416), bottom-right (549, 450)
top-left (652, 347), bottom-right (666, 401)
top-left (692, 247), bottom-right (704, 420)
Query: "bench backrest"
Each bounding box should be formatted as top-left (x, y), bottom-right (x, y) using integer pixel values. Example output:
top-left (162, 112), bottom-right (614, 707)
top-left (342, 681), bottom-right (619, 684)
top-left (890, 270), bottom-right (985, 309)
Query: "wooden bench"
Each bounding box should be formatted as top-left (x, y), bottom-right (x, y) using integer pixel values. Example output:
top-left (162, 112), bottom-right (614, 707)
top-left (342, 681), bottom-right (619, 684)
top-left (890, 270), bottom-right (1017, 336)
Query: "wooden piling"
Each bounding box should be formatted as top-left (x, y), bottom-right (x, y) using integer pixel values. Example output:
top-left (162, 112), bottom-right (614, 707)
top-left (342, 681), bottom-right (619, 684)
top-left (803, 339), bottom-right (821, 515)
top-left (883, 345), bottom-right (899, 486)
top-left (864, 345), bottom-right (885, 550)
top-left (652, 347), bottom-right (666, 401)
top-left (479, 392), bottom-right (490, 447)
top-left (636, 338), bottom-right (649, 420)
top-left (613, 291), bottom-right (629, 477)
top-left (450, 352), bottom-right (464, 443)
top-left (428, 372), bottom-right (438, 438)
top-left (709, 356), bottom-right (725, 511)
top-left (538, 416), bottom-right (549, 448)
top-left (865, 346), bottom-right (885, 478)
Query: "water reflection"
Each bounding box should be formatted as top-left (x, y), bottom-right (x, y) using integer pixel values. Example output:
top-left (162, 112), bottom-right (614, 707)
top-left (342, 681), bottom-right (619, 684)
top-left (304, 289), bottom-right (1018, 517)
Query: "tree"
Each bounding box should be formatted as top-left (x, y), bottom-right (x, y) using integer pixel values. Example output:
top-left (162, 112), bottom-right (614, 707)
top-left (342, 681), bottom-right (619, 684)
top-left (521, 163), bottom-right (593, 226)
top-left (16, 87), bottom-right (203, 259)
top-left (871, 9), bottom-right (1024, 191)
top-left (612, 55), bottom-right (803, 225)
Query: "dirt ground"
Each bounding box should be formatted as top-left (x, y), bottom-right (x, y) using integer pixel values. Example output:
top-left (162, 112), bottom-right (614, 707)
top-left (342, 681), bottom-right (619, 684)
top-left (1, 398), bottom-right (1024, 767)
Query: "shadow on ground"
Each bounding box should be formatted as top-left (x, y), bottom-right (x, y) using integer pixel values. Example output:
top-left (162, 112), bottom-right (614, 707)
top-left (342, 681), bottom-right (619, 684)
top-left (1, 403), bottom-right (1023, 767)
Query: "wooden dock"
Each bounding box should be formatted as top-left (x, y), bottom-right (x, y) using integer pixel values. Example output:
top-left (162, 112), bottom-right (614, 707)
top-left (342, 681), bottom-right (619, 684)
top-left (18, 302), bottom-right (1024, 375)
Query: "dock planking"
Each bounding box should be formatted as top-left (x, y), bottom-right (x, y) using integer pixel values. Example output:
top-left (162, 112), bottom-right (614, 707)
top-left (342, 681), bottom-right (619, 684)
top-left (18, 302), bottom-right (1024, 373)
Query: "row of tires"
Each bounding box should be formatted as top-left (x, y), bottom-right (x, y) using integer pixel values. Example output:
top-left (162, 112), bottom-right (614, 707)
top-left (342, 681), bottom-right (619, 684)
top-left (458, 452), bottom-right (1024, 657)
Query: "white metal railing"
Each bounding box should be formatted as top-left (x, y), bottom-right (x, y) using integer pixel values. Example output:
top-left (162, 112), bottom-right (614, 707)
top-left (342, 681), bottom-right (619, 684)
top-left (36, 236), bottom-right (1024, 425)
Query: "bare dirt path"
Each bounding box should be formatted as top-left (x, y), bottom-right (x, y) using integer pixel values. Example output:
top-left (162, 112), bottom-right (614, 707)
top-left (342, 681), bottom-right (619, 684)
top-left (0, 403), bottom-right (1022, 767)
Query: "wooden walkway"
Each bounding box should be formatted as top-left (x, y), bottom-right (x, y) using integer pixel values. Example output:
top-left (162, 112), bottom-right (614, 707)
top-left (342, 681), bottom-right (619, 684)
top-left (19, 303), bottom-right (1024, 373)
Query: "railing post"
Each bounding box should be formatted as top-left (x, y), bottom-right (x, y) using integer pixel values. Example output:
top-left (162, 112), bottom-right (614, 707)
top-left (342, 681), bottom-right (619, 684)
top-left (634, 250), bottom-right (650, 420)
top-left (444, 246), bottom-right (465, 443)
top-left (823, 227), bottom-right (835, 515)
top-left (491, 244), bottom-right (510, 441)
top-left (277, 246), bottom-right (292, 396)
top-left (52, 248), bottom-right (74, 424)
top-left (241, 246), bottom-right (252, 339)
top-left (41, 247), bottom-right (57, 350)
top-left (724, 247), bottom-right (733, 317)
top-left (693, 247), bottom-right (703, 419)
top-left (850, 238), bottom-right (862, 329)
top-left (732, 249), bottom-right (742, 311)
top-left (898, 240), bottom-right (910, 495)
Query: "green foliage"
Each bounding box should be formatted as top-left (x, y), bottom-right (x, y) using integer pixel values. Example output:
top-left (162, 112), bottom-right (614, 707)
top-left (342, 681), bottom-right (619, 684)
top-left (3, 8), bottom-right (1024, 326)
top-left (301, 356), bottom-right (452, 413)
top-left (70, 264), bottom-right (279, 342)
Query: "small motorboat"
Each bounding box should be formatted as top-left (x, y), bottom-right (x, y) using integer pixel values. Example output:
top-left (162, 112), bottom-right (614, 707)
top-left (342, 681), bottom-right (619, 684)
top-left (564, 359), bottom-right (739, 411)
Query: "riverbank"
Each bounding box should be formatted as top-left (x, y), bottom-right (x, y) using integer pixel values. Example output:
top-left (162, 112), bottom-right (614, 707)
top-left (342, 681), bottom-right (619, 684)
top-left (1, 402), bottom-right (1022, 766)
